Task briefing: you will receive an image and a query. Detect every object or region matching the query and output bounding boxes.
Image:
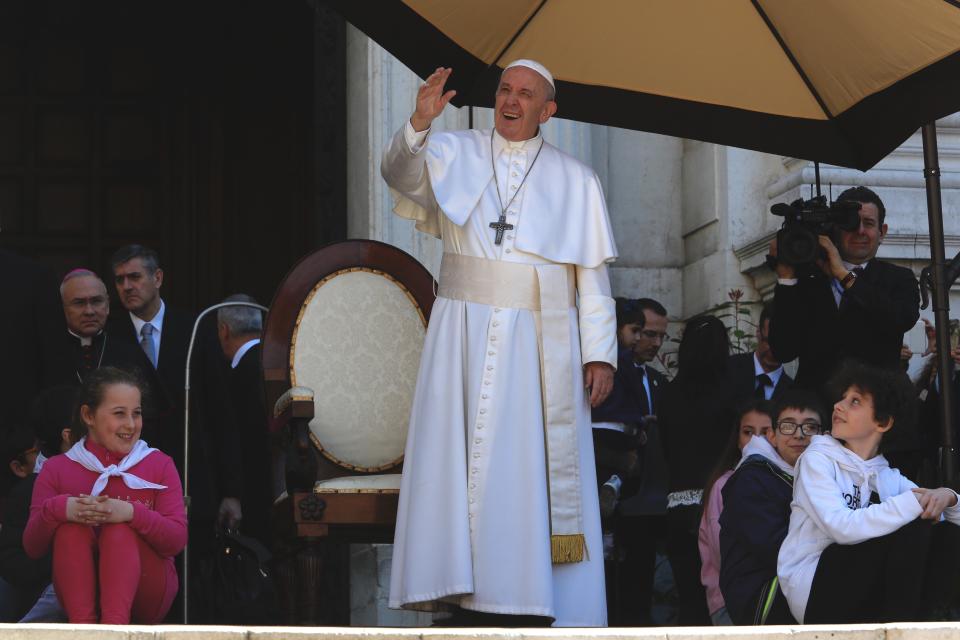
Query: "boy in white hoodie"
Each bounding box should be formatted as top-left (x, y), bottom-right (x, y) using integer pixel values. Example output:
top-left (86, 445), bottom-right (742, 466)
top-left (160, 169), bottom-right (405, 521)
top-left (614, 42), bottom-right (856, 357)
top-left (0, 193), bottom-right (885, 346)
top-left (778, 364), bottom-right (960, 623)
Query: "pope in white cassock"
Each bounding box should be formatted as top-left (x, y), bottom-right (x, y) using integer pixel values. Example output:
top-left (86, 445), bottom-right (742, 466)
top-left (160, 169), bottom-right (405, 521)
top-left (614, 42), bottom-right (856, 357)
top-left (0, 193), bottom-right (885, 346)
top-left (382, 60), bottom-right (618, 627)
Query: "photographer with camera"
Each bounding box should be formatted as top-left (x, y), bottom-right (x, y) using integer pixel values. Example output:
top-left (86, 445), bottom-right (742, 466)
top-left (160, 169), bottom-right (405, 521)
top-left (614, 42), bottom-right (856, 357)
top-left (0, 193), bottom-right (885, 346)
top-left (768, 186), bottom-right (919, 390)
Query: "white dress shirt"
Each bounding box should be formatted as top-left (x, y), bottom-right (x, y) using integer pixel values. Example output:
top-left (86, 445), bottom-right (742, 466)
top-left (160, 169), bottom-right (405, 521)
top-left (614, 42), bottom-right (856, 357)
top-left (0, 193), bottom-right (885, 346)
top-left (231, 338), bottom-right (260, 369)
top-left (130, 299), bottom-right (165, 367)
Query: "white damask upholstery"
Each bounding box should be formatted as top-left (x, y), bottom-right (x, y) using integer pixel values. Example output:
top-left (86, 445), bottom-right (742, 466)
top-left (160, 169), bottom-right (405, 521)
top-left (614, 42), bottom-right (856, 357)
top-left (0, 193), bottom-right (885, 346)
top-left (313, 474), bottom-right (401, 494)
top-left (290, 269), bottom-right (426, 472)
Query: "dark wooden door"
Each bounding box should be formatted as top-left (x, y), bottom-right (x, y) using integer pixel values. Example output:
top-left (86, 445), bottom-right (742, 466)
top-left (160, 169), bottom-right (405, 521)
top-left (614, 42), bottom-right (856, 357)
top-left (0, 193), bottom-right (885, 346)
top-left (0, 0), bottom-right (345, 312)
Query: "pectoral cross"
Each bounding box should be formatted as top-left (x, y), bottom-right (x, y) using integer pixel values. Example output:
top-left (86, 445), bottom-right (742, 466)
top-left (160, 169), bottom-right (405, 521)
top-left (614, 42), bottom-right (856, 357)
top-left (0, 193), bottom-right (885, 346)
top-left (489, 214), bottom-right (514, 245)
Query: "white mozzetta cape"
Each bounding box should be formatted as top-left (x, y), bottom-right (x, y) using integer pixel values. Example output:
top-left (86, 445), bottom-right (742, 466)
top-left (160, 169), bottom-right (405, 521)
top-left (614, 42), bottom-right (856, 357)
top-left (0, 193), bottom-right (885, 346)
top-left (387, 127), bottom-right (618, 269)
top-left (382, 124), bottom-right (617, 626)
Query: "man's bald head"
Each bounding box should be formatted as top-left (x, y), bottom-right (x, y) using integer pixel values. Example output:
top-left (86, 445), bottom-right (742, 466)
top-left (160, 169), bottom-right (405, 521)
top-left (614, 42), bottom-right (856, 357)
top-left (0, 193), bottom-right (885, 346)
top-left (61, 270), bottom-right (109, 338)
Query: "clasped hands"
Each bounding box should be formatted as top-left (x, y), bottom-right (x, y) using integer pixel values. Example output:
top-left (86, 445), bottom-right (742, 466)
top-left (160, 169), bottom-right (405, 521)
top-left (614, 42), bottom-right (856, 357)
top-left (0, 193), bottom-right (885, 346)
top-left (912, 487), bottom-right (958, 520)
top-left (66, 494), bottom-right (134, 526)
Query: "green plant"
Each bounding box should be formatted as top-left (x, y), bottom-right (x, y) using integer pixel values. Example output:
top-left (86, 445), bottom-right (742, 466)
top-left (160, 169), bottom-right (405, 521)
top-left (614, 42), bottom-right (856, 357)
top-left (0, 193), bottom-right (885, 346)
top-left (709, 288), bottom-right (761, 355)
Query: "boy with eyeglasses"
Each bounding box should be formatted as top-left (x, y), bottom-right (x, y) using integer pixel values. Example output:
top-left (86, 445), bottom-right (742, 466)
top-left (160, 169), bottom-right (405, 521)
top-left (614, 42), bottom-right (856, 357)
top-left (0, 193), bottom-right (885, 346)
top-left (718, 390), bottom-right (824, 625)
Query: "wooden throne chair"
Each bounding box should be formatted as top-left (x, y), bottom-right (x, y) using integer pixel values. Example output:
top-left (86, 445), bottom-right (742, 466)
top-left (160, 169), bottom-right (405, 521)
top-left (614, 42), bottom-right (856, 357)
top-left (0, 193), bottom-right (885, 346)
top-left (262, 239), bottom-right (434, 624)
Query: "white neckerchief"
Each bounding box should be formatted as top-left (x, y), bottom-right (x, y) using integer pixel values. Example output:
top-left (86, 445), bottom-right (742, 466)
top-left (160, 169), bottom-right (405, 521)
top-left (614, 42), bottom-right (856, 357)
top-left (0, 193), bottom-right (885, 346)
top-left (130, 299), bottom-right (166, 366)
top-left (65, 437), bottom-right (166, 497)
top-left (231, 338), bottom-right (260, 369)
top-left (33, 452), bottom-right (47, 474)
top-left (737, 434), bottom-right (796, 476)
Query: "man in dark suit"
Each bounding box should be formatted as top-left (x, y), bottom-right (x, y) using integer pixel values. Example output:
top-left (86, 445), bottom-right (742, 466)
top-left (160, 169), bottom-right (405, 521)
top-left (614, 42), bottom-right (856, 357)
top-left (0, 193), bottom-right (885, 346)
top-left (215, 294), bottom-right (271, 545)
top-left (52, 269), bottom-right (149, 387)
top-left (108, 244), bottom-right (234, 622)
top-left (0, 250), bottom-right (64, 431)
top-left (769, 186), bottom-right (920, 390)
top-left (605, 298), bottom-right (669, 625)
top-left (108, 245), bottom-right (194, 461)
top-left (729, 302), bottom-right (793, 408)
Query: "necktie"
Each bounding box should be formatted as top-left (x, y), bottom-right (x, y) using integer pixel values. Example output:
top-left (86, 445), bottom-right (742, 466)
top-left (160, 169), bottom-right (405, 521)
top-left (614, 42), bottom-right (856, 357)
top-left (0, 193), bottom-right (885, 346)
top-left (636, 365), bottom-right (651, 416)
top-left (140, 322), bottom-right (157, 368)
top-left (755, 373), bottom-right (773, 399)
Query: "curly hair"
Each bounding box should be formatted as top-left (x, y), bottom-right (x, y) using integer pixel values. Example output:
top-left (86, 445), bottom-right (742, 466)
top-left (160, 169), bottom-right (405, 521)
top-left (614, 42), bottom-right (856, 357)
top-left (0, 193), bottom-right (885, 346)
top-left (827, 362), bottom-right (917, 453)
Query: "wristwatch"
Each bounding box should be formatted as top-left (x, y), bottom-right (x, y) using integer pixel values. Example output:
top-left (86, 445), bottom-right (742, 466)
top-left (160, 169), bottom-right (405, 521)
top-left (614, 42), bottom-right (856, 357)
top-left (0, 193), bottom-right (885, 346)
top-left (840, 269), bottom-right (858, 289)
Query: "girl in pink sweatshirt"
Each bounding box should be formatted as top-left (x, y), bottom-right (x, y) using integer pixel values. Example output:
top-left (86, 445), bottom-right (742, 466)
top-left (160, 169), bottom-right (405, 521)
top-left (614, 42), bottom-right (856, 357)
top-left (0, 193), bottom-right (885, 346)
top-left (24, 367), bottom-right (186, 624)
top-left (698, 400), bottom-right (776, 624)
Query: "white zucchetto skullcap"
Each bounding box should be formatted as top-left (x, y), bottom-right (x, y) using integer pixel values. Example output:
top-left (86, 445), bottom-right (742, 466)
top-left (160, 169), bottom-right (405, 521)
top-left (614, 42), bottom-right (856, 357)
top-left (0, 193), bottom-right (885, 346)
top-left (504, 59), bottom-right (555, 91)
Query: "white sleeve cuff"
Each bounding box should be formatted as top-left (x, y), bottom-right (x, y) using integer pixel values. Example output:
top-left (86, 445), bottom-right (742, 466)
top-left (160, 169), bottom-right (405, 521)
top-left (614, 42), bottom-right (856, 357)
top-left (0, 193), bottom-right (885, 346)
top-left (777, 278), bottom-right (798, 286)
top-left (403, 120), bottom-right (430, 153)
top-left (579, 294), bottom-right (617, 369)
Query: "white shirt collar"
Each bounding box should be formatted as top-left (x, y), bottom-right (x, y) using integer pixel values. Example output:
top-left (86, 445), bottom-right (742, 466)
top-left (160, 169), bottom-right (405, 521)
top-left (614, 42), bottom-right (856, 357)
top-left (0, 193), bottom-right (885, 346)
top-left (753, 352), bottom-right (784, 385)
top-left (492, 128), bottom-right (543, 158)
top-left (130, 299), bottom-right (165, 338)
top-left (68, 328), bottom-right (102, 347)
top-left (231, 338), bottom-right (260, 369)
top-left (842, 259), bottom-right (869, 272)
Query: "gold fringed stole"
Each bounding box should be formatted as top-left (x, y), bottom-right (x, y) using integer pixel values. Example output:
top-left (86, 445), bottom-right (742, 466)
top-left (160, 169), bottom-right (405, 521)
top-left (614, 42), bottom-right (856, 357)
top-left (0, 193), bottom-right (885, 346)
top-left (438, 253), bottom-right (586, 565)
top-left (551, 533), bottom-right (586, 564)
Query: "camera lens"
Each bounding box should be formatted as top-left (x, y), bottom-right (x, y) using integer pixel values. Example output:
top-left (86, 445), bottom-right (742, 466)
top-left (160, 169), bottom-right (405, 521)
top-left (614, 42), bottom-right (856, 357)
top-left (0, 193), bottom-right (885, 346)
top-left (778, 227), bottom-right (819, 266)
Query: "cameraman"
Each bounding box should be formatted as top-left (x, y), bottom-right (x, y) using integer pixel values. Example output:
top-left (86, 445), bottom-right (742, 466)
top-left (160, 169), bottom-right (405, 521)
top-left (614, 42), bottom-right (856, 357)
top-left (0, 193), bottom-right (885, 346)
top-left (768, 186), bottom-right (919, 390)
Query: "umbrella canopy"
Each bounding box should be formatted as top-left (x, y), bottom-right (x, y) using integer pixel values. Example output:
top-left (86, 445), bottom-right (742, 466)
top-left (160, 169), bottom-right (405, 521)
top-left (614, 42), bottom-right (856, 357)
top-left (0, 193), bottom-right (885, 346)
top-left (329, 0), bottom-right (960, 171)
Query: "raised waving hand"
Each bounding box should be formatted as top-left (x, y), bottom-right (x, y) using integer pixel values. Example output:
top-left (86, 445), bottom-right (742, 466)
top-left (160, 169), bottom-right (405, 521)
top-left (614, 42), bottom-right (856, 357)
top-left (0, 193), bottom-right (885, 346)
top-left (410, 67), bottom-right (456, 132)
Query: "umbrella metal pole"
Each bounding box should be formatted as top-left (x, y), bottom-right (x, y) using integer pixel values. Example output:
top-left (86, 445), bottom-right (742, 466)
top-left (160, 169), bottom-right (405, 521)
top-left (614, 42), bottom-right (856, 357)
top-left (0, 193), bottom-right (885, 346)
top-left (921, 122), bottom-right (957, 488)
top-left (181, 300), bottom-right (270, 623)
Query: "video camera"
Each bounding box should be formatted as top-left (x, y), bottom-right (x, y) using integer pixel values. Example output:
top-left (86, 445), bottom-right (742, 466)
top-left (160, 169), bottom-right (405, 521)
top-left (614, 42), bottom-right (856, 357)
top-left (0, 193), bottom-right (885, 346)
top-left (770, 195), bottom-right (861, 266)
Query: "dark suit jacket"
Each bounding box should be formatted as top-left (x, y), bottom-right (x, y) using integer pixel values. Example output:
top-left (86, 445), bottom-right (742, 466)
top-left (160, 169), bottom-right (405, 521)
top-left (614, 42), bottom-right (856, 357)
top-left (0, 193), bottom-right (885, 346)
top-left (108, 304), bottom-right (193, 458)
top-left (0, 250), bottom-right (65, 430)
top-left (0, 474), bottom-right (49, 593)
top-left (48, 329), bottom-right (153, 387)
top-left (617, 360), bottom-right (669, 517)
top-left (728, 352), bottom-right (793, 409)
top-left (659, 373), bottom-right (738, 493)
top-left (224, 343), bottom-right (272, 543)
top-left (108, 304), bottom-right (232, 520)
top-left (769, 259), bottom-right (919, 390)
top-left (592, 348), bottom-right (650, 425)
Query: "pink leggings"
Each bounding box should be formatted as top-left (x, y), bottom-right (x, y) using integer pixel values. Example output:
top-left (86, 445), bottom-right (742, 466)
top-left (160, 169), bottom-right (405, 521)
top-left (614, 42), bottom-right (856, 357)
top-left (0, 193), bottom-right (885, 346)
top-left (52, 523), bottom-right (177, 624)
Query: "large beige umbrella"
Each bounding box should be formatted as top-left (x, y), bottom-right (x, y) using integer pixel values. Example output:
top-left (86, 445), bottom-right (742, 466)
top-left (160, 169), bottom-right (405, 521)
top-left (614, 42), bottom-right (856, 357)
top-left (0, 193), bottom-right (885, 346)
top-left (328, 0), bottom-right (960, 480)
top-left (330, 0), bottom-right (960, 171)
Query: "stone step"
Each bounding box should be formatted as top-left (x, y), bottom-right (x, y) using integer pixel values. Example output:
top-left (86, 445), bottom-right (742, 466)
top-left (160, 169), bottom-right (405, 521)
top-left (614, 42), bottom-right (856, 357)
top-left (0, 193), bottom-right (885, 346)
top-left (0, 624), bottom-right (956, 640)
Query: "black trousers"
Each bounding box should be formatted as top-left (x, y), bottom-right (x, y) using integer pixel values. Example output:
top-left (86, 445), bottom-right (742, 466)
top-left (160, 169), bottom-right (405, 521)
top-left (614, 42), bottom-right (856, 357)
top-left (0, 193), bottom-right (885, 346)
top-left (609, 513), bottom-right (665, 626)
top-left (805, 519), bottom-right (960, 623)
top-left (664, 504), bottom-right (711, 626)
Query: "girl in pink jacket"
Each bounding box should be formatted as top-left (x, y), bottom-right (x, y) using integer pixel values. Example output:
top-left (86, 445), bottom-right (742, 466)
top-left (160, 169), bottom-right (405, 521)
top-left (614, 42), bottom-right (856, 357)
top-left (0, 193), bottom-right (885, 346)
top-left (698, 400), bottom-right (776, 624)
top-left (24, 367), bottom-right (186, 624)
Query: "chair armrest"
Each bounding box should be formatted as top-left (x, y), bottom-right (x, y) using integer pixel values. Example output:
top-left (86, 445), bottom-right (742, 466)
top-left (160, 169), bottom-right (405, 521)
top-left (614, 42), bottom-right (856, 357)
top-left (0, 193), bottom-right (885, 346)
top-left (273, 386), bottom-right (318, 494)
top-left (270, 386), bottom-right (315, 433)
